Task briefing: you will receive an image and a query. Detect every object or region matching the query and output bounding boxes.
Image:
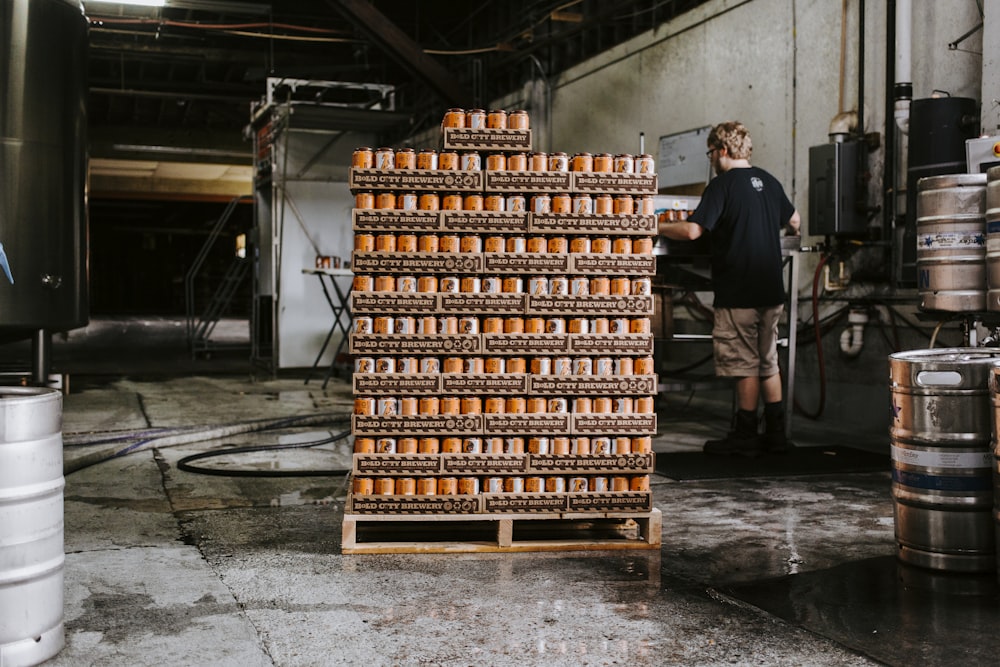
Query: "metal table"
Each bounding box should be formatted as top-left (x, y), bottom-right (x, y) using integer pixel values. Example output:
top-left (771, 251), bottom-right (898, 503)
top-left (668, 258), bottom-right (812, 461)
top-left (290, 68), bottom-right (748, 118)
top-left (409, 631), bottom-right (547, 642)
top-left (302, 267), bottom-right (353, 388)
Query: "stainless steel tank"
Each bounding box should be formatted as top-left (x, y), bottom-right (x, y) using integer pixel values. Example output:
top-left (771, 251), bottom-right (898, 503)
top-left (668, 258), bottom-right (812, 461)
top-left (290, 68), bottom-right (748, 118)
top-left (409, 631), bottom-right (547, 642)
top-left (988, 166), bottom-right (1000, 310)
top-left (0, 387), bottom-right (65, 666)
top-left (890, 348), bottom-right (999, 572)
top-left (916, 174), bottom-right (987, 312)
top-left (0, 0), bottom-right (88, 332)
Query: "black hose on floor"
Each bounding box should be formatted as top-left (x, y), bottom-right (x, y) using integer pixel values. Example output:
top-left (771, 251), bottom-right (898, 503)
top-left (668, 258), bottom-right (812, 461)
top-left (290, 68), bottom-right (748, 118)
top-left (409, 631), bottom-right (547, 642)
top-left (175, 429), bottom-right (353, 477)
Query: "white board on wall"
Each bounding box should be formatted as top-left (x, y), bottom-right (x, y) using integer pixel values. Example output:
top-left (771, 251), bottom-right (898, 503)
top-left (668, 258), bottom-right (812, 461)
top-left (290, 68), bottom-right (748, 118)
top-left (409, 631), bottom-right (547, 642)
top-left (657, 126), bottom-right (712, 190)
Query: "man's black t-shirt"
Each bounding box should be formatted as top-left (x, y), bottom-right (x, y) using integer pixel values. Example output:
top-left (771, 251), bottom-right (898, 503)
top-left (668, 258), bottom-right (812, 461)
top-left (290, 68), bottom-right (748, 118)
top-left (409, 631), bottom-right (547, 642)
top-left (689, 166), bottom-right (795, 308)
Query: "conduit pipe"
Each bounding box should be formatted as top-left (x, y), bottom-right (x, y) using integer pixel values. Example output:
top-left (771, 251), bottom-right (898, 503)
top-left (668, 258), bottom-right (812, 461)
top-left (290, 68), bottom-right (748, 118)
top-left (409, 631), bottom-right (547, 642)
top-left (895, 0), bottom-right (912, 133)
top-left (839, 308), bottom-right (869, 358)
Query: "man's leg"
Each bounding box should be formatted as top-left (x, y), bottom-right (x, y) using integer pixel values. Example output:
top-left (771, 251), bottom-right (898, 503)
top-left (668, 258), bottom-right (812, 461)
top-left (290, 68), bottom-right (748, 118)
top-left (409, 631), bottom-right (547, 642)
top-left (760, 372), bottom-right (790, 452)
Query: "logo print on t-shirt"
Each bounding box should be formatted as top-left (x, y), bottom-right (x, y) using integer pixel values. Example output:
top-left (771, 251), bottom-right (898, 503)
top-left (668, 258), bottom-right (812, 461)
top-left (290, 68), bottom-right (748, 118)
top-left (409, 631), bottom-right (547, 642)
top-left (751, 176), bottom-right (764, 192)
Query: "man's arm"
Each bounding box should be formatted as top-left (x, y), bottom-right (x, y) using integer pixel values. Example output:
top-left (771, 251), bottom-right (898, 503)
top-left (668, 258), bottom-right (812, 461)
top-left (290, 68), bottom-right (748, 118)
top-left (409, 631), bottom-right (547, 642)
top-left (785, 209), bottom-right (801, 236)
top-left (657, 220), bottom-right (704, 241)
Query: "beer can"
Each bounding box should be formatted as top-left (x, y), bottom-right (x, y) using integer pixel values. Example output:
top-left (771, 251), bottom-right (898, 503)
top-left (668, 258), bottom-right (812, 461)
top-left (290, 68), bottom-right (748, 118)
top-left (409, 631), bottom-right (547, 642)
top-left (464, 194), bottom-right (484, 211)
top-left (592, 318), bottom-right (610, 334)
top-left (461, 397), bottom-right (483, 415)
top-left (630, 475), bottom-right (651, 491)
top-left (609, 277), bottom-right (630, 298)
top-left (572, 437), bottom-right (591, 455)
top-left (504, 317), bottom-right (524, 334)
top-left (355, 234), bottom-right (375, 253)
top-left (614, 153), bottom-right (635, 174)
top-left (395, 148), bottom-right (416, 170)
top-left (397, 191), bottom-right (418, 211)
top-left (484, 396), bottom-right (505, 413)
top-left (592, 437), bottom-right (612, 455)
top-left (396, 356), bottom-right (418, 373)
top-left (545, 477), bottom-right (566, 493)
top-left (508, 109), bottom-right (529, 130)
top-left (482, 317), bottom-right (503, 335)
top-left (572, 397), bottom-right (592, 413)
top-left (612, 237), bottom-right (633, 254)
top-left (528, 276), bottom-right (549, 296)
top-left (373, 275), bottom-right (395, 292)
top-left (355, 357), bottom-right (375, 373)
top-left (506, 236), bottom-right (527, 253)
top-left (547, 236), bottom-right (568, 253)
top-left (355, 191), bottom-right (375, 210)
top-left (374, 357), bottom-right (395, 374)
top-left (547, 397), bottom-right (568, 413)
top-left (527, 236), bottom-right (547, 253)
top-left (525, 317), bottom-right (546, 334)
top-left (632, 436), bottom-right (652, 453)
top-left (397, 437), bottom-right (418, 454)
top-left (530, 194), bottom-right (551, 214)
top-left (593, 153), bottom-right (613, 173)
top-left (545, 318), bottom-right (566, 334)
top-left (417, 477), bottom-right (437, 495)
top-left (611, 476), bottom-right (630, 492)
top-left (589, 476), bottom-right (609, 492)
top-left (594, 193), bottom-right (614, 214)
top-left (485, 194), bottom-right (505, 211)
top-left (377, 397), bottom-right (398, 416)
top-left (375, 192), bottom-right (396, 210)
top-left (570, 277), bottom-right (590, 297)
top-left (376, 437), bottom-right (397, 454)
top-left (417, 148), bottom-right (438, 170)
top-left (417, 276), bottom-right (438, 294)
top-left (418, 193), bottom-right (440, 211)
top-left (460, 276), bottom-right (481, 293)
top-left (443, 357), bottom-right (464, 373)
top-left (486, 109), bottom-right (507, 129)
top-left (504, 437), bottom-right (525, 454)
top-left (590, 276), bottom-right (611, 295)
top-left (506, 194), bottom-right (526, 212)
top-left (460, 152), bottom-right (482, 171)
top-left (614, 195), bottom-right (635, 215)
top-left (466, 108), bottom-right (486, 129)
top-left (442, 193), bottom-right (463, 210)
top-left (438, 316), bottom-right (459, 334)
top-left (438, 477), bottom-right (459, 495)
top-left (614, 357), bottom-right (634, 375)
top-left (483, 236), bottom-right (505, 253)
top-left (506, 357), bottom-right (527, 374)
top-left (418, 234), bottom-right (440, 252)
top-left (442, 108), bottom-right (466, 128)
top-left (459, 317), bottom-right (480, 335)
top-left (569, 237), bottom-right (591, 254)
top-left (484, 437), bottom-right (504, 454)
top-left (354, 316), bottom-right (373, 334)
top-left (526, 397), bottom-right (547, 413)
top-left (439, 151), bottom-right (460, 170)
top-left (375, 234), bottom-right (397, 252)
top-left (573, 193), bottom-right (593, 215)
top-left (569, 476), bottom-right (588, 492)
top-left (396, 276), bottom-right (417, 293)
top-left (441, 437), bottom-right (462, 453)
top-left (417, 396), bottom-right (441, 416)
top-left (395, 477), bottom-right (417, 495)
top-left (568, 318), bottom-right (589, 334)
top-left (638, 196), bottom-right (656, 216)
top-left (631, 277), bottom-right (652, 295)
top-left (529, 152), bottom-right (548, 172)
top-left (458, 477), bottom-right (480, 495)
top-left (461, 437), bottom-right (481, 453)
top-left (593, 397), bottom-right (613, 413)
top-left (636, 153), bottom-right (655, 174)
top-left (595, 357), bottom-right (614, 376)
top-left (484, 477), bottom-right (504, 493)
top-left (439, 275), bottom-right (460, 293)
top-left (552, 193), bottom-right (571, 214)
top-left (573, 357), bottom-right (592, 376)
top-left (419, 356), bottom-right (440, 373)
top-left (553, 356), bottom-right (573, 376)
top-left (399, 398), bottom-right (419, 416)
top-left (463, 357), bottom-right (485, 374)
top-left (352, 146), bottom-right (374, 169)
top-left (635, 396), bottom-right (655, 413)
top-left (630, 318), bottom-right (651, 334)
top-left (481, 276), bottom-right (503, 294)
top-left (591, 237), bottom-right (612, 253)
top-left (634, 356), bottom-right (655, 375)
top-left (633, 237), bottom-right (654, 254)
top-left (530, 357), bottom-right (551, 374)
top-left (549, 275), bottom-right (569, 295)
top-left (609, 318), bottom-right (629, 334)
top-left (484, 357), bottom-right (505, 374)
top-left (373, 316), bottom-right (394, 334)
top-left (375, 146), bottom-right (394, 170)
top-left (441, 396), bottom-right (461, 414)
top-left (552, 437), bottom-right (571, 455)
top-left (571, 152), bottom-right (593, 172)
top-left (548, 152), bottom-right (569, 172)
top-left (353, 477), bottom-right (374, 495)
top-left (505, 397), bottom-right (526, 414)
top-left (486, 153), bottom-right (506, 171)
top-left (525, 476), bottom-right (544, 493)
top-left (504, 477), bottom-right (525, 493)
top-left (614, 436), bottom-right (632, 454)
top-left (354, 437), bottom-right (375, 454)
top-left (507, 153), bottom-right (528, 171)
top-left (502, 277), bottom-right (523, 294)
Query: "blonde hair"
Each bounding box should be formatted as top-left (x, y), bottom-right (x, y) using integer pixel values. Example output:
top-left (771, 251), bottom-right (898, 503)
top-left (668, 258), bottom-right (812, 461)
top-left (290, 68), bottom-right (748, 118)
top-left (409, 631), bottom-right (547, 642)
top-left (708, 121), bottom-right (752, 160)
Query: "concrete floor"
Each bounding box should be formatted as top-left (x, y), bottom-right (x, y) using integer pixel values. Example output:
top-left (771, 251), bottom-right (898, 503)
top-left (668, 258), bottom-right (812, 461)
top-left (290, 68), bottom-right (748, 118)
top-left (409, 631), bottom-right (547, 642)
top-left (4, 319), bottom-right (998, 666)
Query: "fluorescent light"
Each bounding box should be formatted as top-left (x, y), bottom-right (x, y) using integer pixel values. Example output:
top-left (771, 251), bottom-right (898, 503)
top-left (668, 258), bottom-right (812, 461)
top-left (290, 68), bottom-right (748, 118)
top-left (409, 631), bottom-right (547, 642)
top-left (86, 0), bottom-right (166, 7)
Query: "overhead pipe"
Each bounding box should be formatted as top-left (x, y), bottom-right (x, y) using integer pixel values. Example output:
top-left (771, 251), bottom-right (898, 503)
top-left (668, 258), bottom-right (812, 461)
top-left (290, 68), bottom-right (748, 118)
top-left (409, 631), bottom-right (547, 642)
top-left (895, 0), bottom-right (913, 133)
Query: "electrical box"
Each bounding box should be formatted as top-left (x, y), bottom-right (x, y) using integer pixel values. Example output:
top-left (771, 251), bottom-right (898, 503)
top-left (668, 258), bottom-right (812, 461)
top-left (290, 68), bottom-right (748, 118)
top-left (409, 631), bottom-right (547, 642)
top-left (808, 141), bottom-right (867, 236)
top-left (966, 136), bottom-right (1000, 174)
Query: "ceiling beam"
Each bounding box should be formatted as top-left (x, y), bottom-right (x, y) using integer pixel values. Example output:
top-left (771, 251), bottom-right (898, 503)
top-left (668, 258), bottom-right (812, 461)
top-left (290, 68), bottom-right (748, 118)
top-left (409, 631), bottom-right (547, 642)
top-left (326, 0), bottom-right (473, 107)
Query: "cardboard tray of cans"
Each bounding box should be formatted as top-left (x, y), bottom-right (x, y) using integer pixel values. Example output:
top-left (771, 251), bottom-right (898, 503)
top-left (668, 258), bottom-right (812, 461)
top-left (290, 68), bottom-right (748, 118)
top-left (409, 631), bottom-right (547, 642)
top-left (353, 452), bottom-right (655, 476)
top-left (349, 168), bottom-right (484, 193)
top-left (351, 413), bottom-right (657, 437)
top-left (352, 251), bottom-right (656, 275)
top-left (351, 209), bottom-right (657, 235)
top-left (349, 333), bottom-right (655, 357)
top-left (353, 373), bottom-right (658, 396)
top-left (346, 491), bottom-right (653, 515)
top-left (348, 168), bottom-right (657, 196)
top-left (441, 127), bottom-right (532, 152)
top-left (350, 292), bottom-right (655, 316)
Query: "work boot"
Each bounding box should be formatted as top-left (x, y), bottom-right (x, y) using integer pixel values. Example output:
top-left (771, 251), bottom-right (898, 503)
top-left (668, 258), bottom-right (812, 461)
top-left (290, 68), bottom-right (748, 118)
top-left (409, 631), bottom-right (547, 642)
top-left (703, 409), bottom-right (761, 457)
top-left (762, 401), bottom-right (791, 454)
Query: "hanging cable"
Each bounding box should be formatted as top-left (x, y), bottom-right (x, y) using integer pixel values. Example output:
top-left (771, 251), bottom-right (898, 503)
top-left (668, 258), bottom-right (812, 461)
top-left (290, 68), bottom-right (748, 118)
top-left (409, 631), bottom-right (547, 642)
top-left (794, 253), bottom-right (832, 420)
top-left (176, 429), bottom-right (352, 477)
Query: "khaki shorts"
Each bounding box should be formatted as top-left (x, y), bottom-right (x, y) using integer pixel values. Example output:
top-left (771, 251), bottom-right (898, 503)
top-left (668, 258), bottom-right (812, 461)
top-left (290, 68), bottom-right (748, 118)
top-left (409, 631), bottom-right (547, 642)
top-left (712, 305), bottom-right (783, 377)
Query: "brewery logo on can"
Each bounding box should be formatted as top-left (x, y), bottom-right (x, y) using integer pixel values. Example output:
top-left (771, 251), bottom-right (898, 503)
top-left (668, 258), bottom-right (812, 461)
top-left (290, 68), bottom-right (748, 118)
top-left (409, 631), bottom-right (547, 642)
top-left (417, 149), bottom-right (438, 170)
top-left (419, 356), bottom-right (440, 373)
top-left (354, 437), bottom-right (375, 454)
top-left (461, 152), bottom-right (482, 171)
top-left (439, 151), bottom-right (460, 171)
top-left (440, 234), bottom-right (461, 252)
top-left (506, 236), bottom-right (527, 253)
top-left (395, 148), bottom-right (415, 170)
top-left (466, 109), bottom-right (486, 129)
top-left (508, 109), bottom-right (529, 130)
top-left (552, 194), bottom-right (571, 214)
top-left (549, 275), bottom-right (569, 295)
top-left (419, 234), bottom-right (440, 252)
top-left (355, 357), bottom-right (375, 373)
top-left (419, 397), bottom-right (440, 415)
top-left (353, 146), bottom-right (374, 169)
top-left (504, 437), bottom-right (525, 454)
top-left (375, 357), bottom-right (395, 374)
top-left (375, 147), bottom-right (394, 170)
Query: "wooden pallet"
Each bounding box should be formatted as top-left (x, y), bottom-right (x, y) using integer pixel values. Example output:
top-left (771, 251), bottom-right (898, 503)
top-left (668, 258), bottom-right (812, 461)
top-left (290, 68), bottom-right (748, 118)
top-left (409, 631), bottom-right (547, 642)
top-left (341, 508), bottom-right (661, 554)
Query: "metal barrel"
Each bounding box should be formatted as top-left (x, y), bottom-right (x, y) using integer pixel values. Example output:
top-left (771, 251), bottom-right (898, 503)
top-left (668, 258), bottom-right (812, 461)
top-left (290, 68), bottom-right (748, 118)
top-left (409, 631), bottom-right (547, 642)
top-left (987, 166), bottom-right (1000, 310)
top-left (890, 348), bottom-right (999, 572)
top-left (0, 388), bottom-right (65, 666)
top-left (916, 173), bottom-right (987, 312)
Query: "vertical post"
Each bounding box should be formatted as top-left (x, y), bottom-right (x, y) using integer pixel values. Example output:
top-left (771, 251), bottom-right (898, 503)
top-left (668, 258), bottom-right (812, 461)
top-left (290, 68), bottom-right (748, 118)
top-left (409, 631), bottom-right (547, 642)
top-left (31, 328), bottom-right (51, 386)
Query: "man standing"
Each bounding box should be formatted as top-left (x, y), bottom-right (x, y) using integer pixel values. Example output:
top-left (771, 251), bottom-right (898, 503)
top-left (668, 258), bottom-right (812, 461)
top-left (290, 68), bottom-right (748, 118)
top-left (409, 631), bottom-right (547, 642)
top-left (659, 121), bottom-right (800, 457)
